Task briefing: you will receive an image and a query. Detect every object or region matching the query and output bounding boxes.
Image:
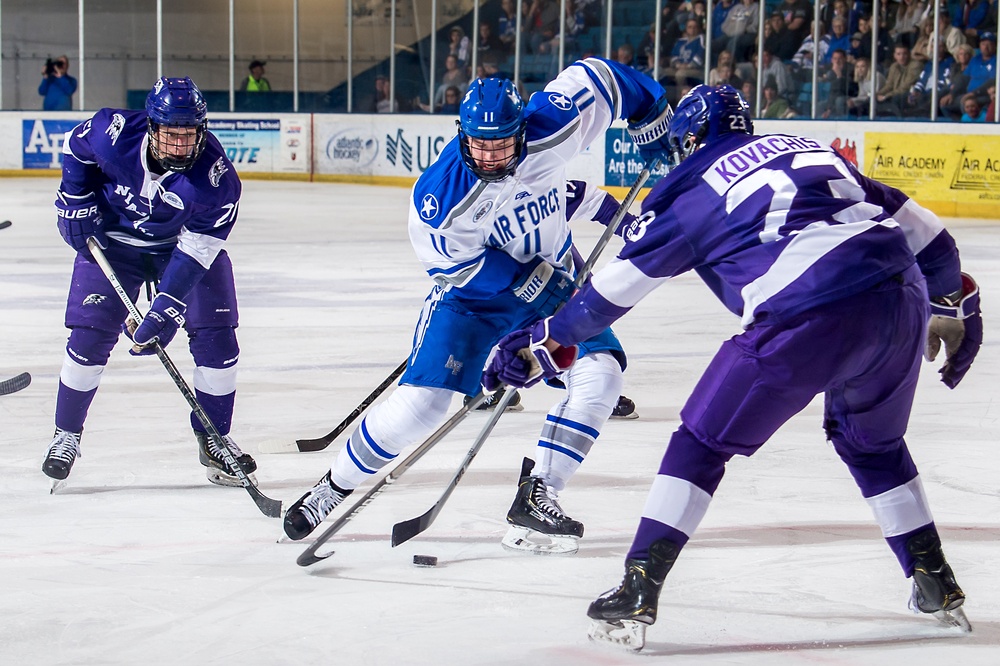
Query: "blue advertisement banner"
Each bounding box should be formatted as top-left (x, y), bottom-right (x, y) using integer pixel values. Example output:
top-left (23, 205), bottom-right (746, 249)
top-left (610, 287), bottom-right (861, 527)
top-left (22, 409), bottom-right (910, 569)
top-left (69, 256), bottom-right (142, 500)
top-left (23, 119), bottom-right (80, 169)
top-left (208, 118), bottom-right (281, 171)
top-left (603, 128), bottom-right (668, 188)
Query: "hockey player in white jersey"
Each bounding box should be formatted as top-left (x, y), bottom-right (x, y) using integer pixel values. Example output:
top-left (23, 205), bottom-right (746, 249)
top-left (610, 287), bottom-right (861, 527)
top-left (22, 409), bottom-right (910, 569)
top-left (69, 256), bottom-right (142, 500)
top-left (284, 58), bottom-right (673, 553)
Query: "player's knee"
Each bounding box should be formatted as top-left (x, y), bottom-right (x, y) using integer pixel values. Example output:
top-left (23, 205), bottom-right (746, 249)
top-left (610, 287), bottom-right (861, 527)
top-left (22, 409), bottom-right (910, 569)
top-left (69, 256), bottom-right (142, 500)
top-left (67, 327), bottom-right (118, 366)
top-left (188, 326), bottom-right (239, 368)
top-left (566, 352), bottom-right (624, 414)
top-left (367, 385), bottom-right (453, 449)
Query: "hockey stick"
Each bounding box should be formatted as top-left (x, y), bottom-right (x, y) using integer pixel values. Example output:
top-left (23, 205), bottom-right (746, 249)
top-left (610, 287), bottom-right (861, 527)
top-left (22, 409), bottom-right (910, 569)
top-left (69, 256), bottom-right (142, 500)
top-left (389, 161), bottom-right (657, 547)
top-left (86, 239), bottom-right (282, 518)
top-left (294, 360), bottom-right (407, 452)
top-left (296, 389), bottom-right (493, 566)
top-left (0, 372), bottom-right (31, 395)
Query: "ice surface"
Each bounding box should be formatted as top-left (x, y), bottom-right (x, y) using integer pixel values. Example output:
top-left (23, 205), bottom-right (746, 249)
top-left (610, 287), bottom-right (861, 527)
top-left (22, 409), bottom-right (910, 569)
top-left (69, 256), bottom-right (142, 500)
top-left (1, 178), bottom-right (997, 664)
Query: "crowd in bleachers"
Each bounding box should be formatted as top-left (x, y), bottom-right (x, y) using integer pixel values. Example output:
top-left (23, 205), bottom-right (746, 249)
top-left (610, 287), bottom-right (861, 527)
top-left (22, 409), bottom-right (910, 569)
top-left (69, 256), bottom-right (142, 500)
top-left (414, 0), bottom-right (998, 121)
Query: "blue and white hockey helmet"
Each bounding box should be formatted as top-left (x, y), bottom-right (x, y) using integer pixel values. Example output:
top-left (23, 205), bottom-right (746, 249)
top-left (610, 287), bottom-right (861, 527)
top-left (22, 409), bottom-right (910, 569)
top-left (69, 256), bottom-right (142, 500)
top-left (145, 76), bottom-right (208, 172)
top-left (457, 77), bottom-right (526, 182)
top-left (667, 84), bottom-right (752, 164)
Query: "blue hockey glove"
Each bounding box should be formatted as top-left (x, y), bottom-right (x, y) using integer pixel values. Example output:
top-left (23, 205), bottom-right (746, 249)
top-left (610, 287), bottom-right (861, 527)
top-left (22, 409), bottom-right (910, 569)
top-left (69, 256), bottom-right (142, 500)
top-left (55, 190), bottom-right (106, 253)
top-left (128, 292), bottom-right (187, 356)
top-left (511, 260), bottom-right (575, 318)
top-left (925, 273), bottom-right (981, 389)
top-left (484, 319), bottom-right (578, 389)
top-left (627, 95), bottom-right (674, 168)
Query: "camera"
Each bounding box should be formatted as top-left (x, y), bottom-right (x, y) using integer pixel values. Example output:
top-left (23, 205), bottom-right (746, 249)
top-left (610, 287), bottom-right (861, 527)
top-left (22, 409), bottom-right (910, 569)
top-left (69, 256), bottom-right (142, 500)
top-left (44, 58), bottom-right (58, 77)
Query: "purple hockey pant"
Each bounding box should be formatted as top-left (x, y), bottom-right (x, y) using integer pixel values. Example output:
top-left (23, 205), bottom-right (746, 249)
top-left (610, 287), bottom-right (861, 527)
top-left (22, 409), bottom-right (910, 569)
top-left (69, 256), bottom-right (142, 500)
top-left (631, 264), bottom-right (935, 575)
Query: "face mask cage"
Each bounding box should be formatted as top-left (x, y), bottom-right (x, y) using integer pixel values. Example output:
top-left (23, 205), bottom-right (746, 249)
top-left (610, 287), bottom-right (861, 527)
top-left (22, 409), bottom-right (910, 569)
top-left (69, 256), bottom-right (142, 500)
top-left (147, 119), bottom-right (207, 172)
top-left (457, 125), bottom-right (525, 183)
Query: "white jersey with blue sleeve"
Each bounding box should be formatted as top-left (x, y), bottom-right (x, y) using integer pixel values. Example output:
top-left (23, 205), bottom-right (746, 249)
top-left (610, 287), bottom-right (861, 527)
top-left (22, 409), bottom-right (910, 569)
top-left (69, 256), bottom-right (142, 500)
top-left (407, 57), bottom-right (664, 300)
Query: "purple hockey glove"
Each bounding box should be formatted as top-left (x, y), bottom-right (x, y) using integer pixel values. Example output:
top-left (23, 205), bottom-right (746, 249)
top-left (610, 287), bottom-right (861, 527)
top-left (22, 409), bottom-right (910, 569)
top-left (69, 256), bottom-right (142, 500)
top-left (128, 292), bottom-right (187, 356)
top-left (925, 273), bottom-right (982, 389)
top-left (483, 319), bottom-right (579, 389)
top-left (55, 190), bottom-right (106, 252)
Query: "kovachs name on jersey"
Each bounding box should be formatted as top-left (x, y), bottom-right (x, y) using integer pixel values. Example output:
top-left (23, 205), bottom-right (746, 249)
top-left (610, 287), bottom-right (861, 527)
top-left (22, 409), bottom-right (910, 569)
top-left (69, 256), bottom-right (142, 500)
top-left (486, 186), bottom-right (561, 248)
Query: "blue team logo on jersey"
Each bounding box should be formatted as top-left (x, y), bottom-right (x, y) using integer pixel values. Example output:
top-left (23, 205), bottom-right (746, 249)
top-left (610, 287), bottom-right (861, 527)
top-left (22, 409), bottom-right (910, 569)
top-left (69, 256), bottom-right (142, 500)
top-left (548, 93), bottom-right (572, 111)
top-left (420, 194), bottom-right (439, 220)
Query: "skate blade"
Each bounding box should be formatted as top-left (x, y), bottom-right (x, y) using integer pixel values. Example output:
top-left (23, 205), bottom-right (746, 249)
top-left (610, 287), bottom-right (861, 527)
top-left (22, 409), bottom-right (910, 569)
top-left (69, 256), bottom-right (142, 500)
top-left (49, 479), bottom-right (68, 494)
top-left (932, 606), bottom-right (973, 633)
top-left (501, 525), bottom-right (579, 555)
top-left (587, 619), bottom-right (646, 651)
top-left (609, 410), bottom-right (639, 420)
top-left (206, 468), bottom-right (259, 488)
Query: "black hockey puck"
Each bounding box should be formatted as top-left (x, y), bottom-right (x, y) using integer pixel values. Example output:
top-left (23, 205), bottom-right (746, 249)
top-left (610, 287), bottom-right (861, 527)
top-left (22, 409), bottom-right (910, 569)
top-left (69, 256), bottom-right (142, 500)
top-left (0, 220), bottom-right (12, 230)
top-left (412, 554), bottom-right (438, 567)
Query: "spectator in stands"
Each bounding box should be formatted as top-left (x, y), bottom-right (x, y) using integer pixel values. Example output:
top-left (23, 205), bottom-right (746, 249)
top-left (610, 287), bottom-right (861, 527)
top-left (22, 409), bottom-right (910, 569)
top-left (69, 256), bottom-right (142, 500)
top-left (889, 0), bottom-right (927, 49)
top-left (668, 17), bottom-right (707, 86)
top-left (759, 47), bottom-right (795, 97)
top-left (934, 12), bottom-right (968, 61)
top-left (240, 60), bottom-right (271, 92)
top-left (952, 0), bottom-right (991, 43)
top-left (497, 0), bottom-right (523, 55)
top-left (819, 0), bottom-right (850, 32)
top-left (986, 85), bottom-right (996, 121)
top-left (904, 40), bottom-right (954, 118)
top-left (721, 0), bottom-right (760, 63)
top-left (638, 23), bottom-right (661, 74)
top-left (742, 79), bottom-right (757, 115)
top-left (761, 79), bottom-right (795, 117)
top-left (778, 0), bottom-right (814, 49)
top-left (820, 48), bottom-right (855, 117)
top-left (848, 31), bottom-right (864, 63)
top-left (440, 86), bottom-right (462, 114)
top-left (527, 0), bottom-right (560, 54)
top-left (854, 13), bottom-right (892, 67)
top-left (825, 16), bottom-right (852, 63)
top-left (615, 42), bottom-right (637, 68)
top-left (964, 31), bottom-right (997, 106)
top-left (711, 0), bottom-right (737, 58)
top-left (765, 11), bottom-right (800, 61)
top-left (38, 54), bottom-right (76, 111)
top-left (847, 56), bottom-right (883, 116)
top-left (374, 75), bottom-right (398, 113)
top-left (876, 42), bottom-right (923, 116)
top-left (435, 54), bottom-right (468, 107)
top-left (961, 92), bottom-right (988, 121)
top-left (791, 21), bottom-right (831, 79)
top-left (448, 26), bottom-right (471, 67)
top-left (477, 21), bottom-right (504, 63)
top-left (709, 49), bottom-right (735, 85)
top-left (540, 0), bottom-right (586, 55)
top-left (939, 43), bottom-right (975, 120)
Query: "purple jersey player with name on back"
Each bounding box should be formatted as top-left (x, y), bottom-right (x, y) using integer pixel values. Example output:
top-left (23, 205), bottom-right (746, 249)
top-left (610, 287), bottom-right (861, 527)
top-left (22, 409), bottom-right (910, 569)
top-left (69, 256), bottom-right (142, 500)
top-left (42, 77), bottom-right (258, 490)
top-left (486, 85), bottom-right (982, 650)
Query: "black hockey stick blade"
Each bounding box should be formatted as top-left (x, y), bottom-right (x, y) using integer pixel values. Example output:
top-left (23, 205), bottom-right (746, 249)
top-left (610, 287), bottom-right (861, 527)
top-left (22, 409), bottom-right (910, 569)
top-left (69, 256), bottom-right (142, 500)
top-left (0, 372), bottom-right (31, 395)
top-left (295, 360), bottom-right (407, 452)
top-left (391, 389), bottom-right (515, 547)
top-left (0, 220), bottom-right (12, 230)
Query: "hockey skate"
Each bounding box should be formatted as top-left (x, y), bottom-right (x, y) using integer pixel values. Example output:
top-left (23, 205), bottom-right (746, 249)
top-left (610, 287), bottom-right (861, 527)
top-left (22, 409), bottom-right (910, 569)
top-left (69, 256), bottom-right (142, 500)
top-left (906, 529), bottom-right (972, 632)
top-left (587, 539), bottom-right (680, 652)
top-left (610, 395), bottom-right (639, 420)
top-left (195, 430), bottom-right (258, 488)
top-left (42, 428), bottom-right (82, 492)
top-left (283, 471), bottom-right (353, 540)
top-left (502, 458), bottom-right (583, 555)
top-left (465, 386), bottom-right (523, 412)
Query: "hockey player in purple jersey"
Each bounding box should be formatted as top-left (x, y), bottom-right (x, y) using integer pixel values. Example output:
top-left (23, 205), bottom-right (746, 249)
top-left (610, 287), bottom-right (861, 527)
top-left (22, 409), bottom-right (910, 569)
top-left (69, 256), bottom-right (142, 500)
top-left (485, 84), bottom-right (981, 649)
top-left (42, 77), bottom-right (256, 489)
top-left (283, 59), bottom-right (674, 554)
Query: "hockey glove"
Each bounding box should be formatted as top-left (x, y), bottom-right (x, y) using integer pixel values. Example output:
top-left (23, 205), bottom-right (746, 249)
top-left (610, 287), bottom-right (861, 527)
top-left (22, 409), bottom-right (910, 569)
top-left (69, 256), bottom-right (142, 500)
top-left (511, 260), bottom-right (575, 319)
top-left (925, 273), bottom-right (982, 389)
top-left (484, 318), bottom-right (578, 389)
top-left (55, 190), bottom-right (107, 253)
top-left (627, 95), bottom-right (674, 168)
top-left (128, 292), bottom-right (187, 356)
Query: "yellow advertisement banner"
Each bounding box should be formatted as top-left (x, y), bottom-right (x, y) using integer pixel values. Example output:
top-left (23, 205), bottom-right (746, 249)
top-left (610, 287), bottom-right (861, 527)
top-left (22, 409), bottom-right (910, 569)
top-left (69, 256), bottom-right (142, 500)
top-left (865, 132), bottom-right (1000, 217)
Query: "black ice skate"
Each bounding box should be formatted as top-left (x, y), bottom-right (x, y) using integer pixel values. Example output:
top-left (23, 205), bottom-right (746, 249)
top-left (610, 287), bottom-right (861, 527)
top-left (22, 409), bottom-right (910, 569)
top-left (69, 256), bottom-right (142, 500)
top-left (464, 386), bottom-right (523, 412)
top-left (906, 529), bottom-right (971, 632)
top-left (610, 395), bottom-right (639, 420)
top-left (283, 471), bottom-right (352, 540)
top-left (502, 457), bottom-right (583, 555)
top-left (195, 430), bottom-right (258, 487)
top-left (587, 539), bottom-right (681, 651)
top-left (42, 428), bottom-right (82, 492)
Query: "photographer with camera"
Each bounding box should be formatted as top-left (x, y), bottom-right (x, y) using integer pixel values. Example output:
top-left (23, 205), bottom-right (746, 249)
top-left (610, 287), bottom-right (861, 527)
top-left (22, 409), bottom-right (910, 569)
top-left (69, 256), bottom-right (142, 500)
top-left (38, 55), bottom-right (77, 111)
